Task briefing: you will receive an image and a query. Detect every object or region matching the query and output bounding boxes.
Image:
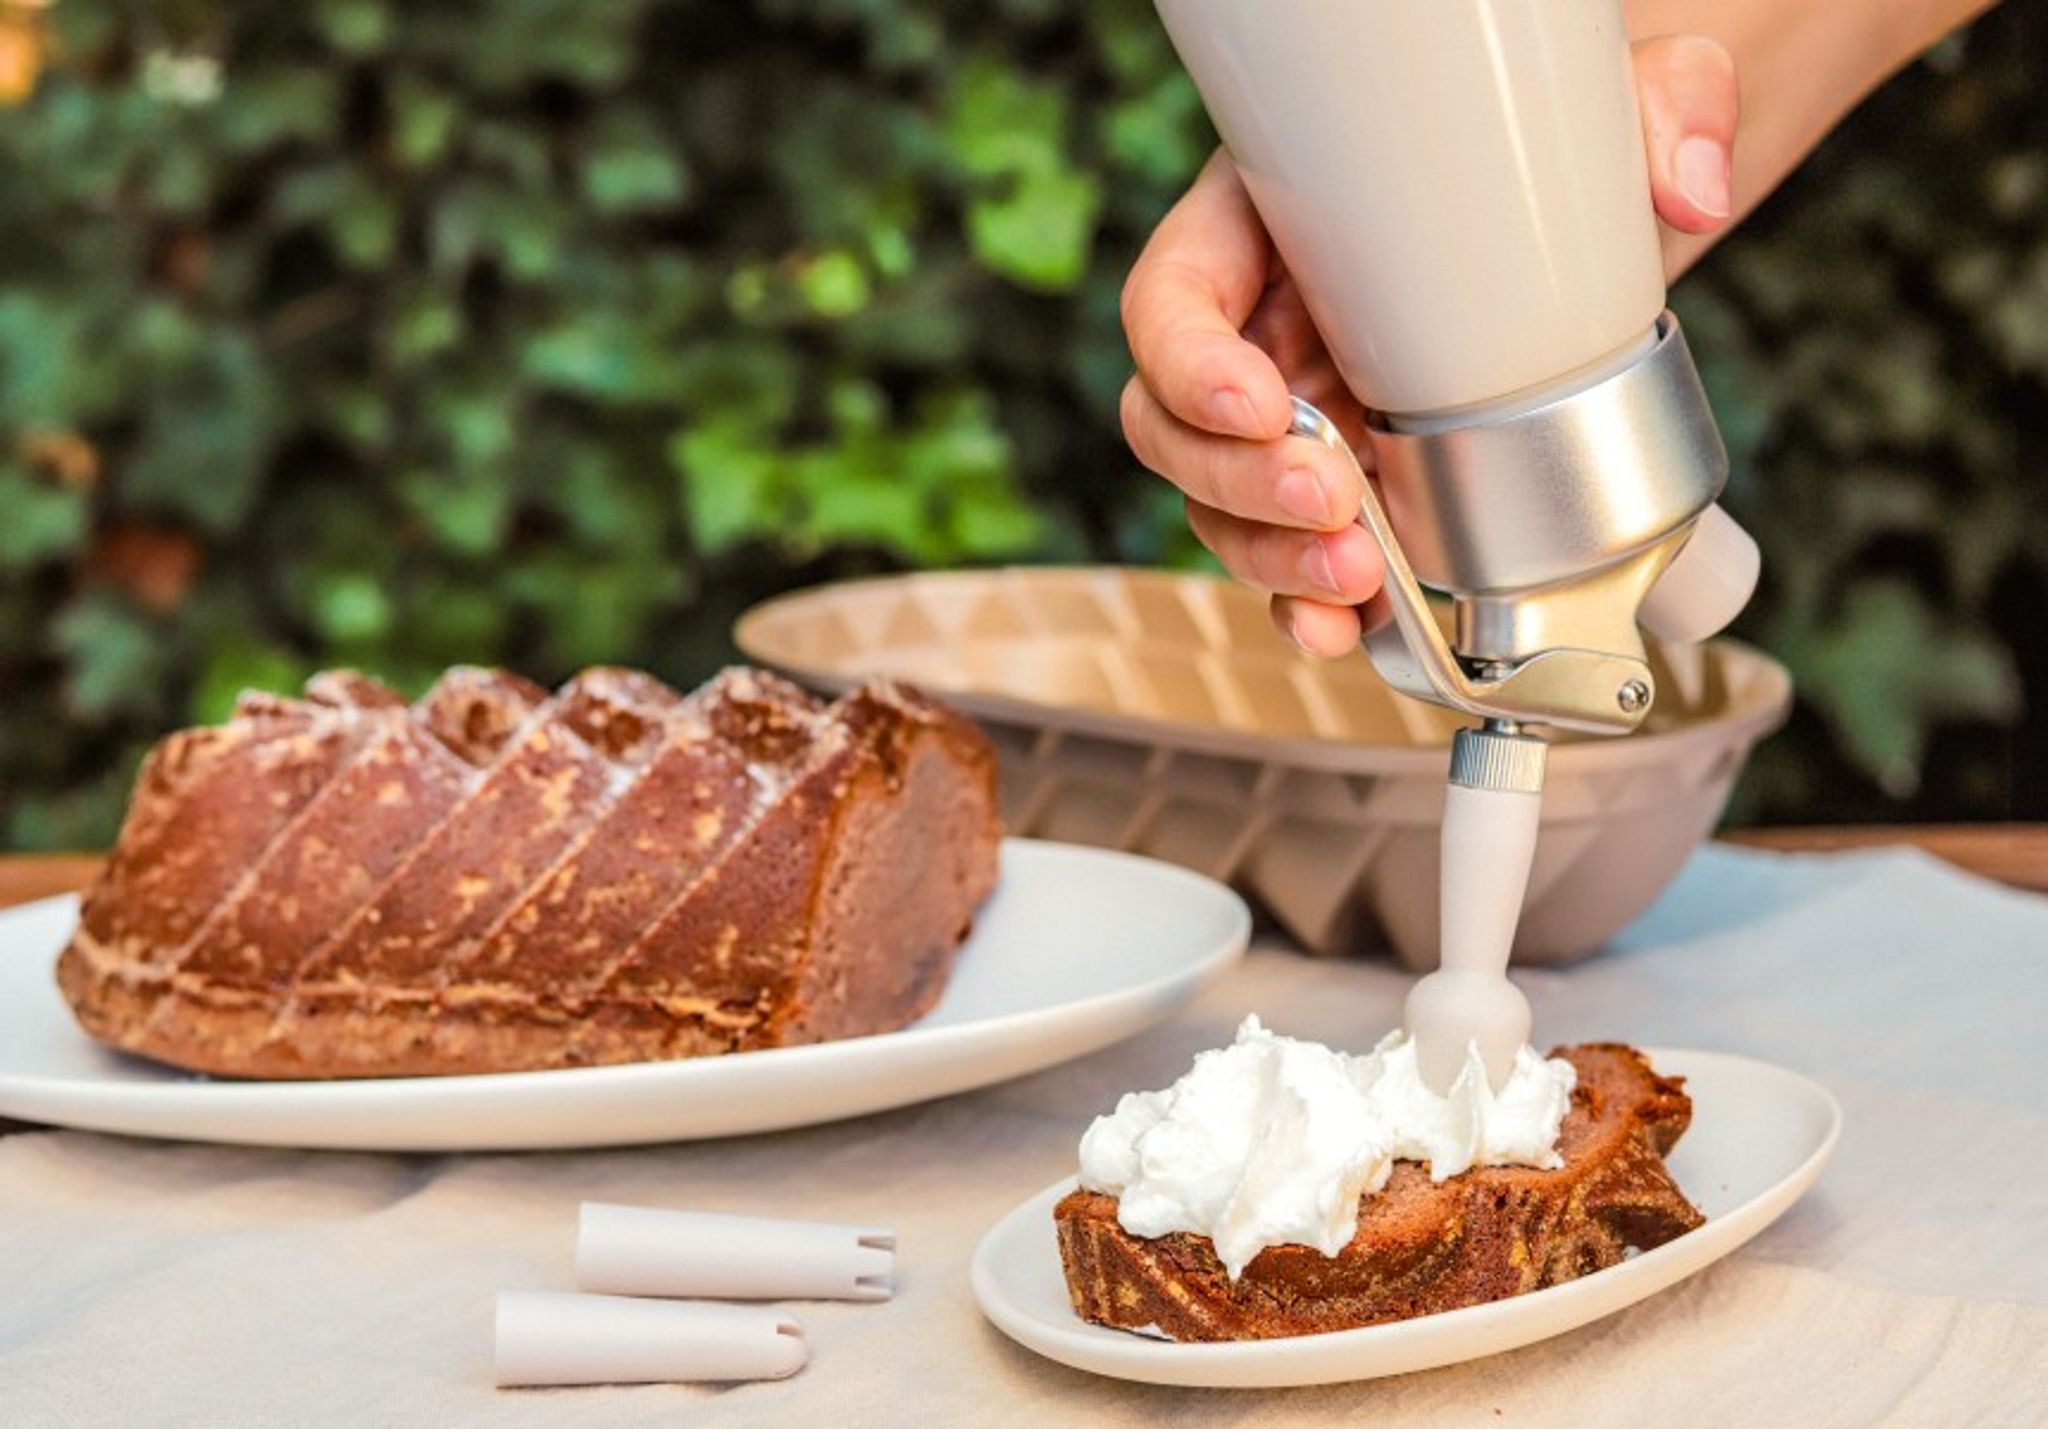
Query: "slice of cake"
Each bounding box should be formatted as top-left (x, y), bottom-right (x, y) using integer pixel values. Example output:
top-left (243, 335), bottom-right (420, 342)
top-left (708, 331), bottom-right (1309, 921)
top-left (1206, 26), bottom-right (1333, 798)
top-left (1055, 1043), bottom-right (1702, 1340)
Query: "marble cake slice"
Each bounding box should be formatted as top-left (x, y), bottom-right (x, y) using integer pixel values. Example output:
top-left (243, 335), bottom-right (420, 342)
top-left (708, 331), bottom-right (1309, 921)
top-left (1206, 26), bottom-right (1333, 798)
top-left (1054, 1044), bottom-right (1705, 1341)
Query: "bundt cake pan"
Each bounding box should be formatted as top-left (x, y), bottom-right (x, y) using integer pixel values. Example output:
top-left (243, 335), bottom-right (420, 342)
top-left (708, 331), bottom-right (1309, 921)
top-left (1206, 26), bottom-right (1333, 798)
top-left (735, 568), bottom-right (1791, 968)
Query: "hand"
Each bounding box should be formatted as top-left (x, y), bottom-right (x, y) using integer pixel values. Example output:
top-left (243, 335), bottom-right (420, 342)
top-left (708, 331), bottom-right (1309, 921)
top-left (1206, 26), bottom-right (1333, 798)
top-left (1121, 35), bottom-right (1742, 657)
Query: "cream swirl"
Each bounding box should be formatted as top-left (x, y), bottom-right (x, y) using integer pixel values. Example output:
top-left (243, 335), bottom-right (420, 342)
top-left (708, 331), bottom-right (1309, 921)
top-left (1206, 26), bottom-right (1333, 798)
top-left (1077, 1017), bottom-right (1575, 1278)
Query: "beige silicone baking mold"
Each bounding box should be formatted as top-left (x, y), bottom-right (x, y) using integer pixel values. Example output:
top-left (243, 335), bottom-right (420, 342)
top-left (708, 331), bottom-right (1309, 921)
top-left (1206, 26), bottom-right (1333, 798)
top-left (735, 568), bottom-right (1791, 968)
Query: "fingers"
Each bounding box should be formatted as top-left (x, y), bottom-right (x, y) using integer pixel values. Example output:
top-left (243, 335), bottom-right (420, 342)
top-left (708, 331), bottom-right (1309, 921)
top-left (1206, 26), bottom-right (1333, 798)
top-left (1122, 377), bottom-right (1360, 531)
top-left (1269, 595), bottom-right (1365, 660)
top-left (1185, 499), bottom-right (1385, 606)
top-left (1633, 34), bottom-right (1740, 236)
top-left (1123, 151), bottom-right (1380, 636)
top-left (1121, 152), bottom-right (1294, 440)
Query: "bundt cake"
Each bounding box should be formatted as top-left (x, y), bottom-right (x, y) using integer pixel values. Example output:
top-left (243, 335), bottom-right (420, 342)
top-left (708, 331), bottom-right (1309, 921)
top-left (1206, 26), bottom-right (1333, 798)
top-left (56, 665), bottom-right (1001, 1079)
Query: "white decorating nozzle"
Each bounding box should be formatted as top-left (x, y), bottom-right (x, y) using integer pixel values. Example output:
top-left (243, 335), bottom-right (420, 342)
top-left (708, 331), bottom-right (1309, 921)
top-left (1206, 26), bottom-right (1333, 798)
top-left (1405, 726), bottom-right (1546, 1094)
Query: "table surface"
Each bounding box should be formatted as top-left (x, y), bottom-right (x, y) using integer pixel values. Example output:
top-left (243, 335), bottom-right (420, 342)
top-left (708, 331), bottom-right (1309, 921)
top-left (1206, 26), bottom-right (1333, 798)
top-left (7, 834), bottom-right (2045, 1425)
top-left (0, 823), bottom-right (2039, 913)
top-left (4, 826), bottom-right (2044, 912)
top-left (3, 826), bottom-right (2041, 1148)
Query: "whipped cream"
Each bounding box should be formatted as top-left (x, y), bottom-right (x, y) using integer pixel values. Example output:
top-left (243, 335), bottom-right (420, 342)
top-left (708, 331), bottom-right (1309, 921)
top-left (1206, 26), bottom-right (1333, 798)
top-left (1076, 1017), bottom-right (1576, 1278)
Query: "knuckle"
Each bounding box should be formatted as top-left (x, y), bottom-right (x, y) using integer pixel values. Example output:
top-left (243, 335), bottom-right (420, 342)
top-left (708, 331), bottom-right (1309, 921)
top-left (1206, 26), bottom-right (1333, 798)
top-left (1118, 263), bottom-right (1147, 331)
top-left (1155, 430), bottom-right (1222, 509)
top-left (1183, 498), bottom-right (1225, 554)
top-left (1118, 377), bottom-right (1151, 450)
top-left (1646, 33), bottom-right (1737, 99)
top-left (1244, 522), bottom-right (1294, 590)
top-left (1672, 32), bottom-right (1735, 76)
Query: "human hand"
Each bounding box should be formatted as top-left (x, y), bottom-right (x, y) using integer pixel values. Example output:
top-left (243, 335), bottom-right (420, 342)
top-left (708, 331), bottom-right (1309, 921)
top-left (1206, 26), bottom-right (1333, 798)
top-left (1121, 35), bottom-right (1741, 657)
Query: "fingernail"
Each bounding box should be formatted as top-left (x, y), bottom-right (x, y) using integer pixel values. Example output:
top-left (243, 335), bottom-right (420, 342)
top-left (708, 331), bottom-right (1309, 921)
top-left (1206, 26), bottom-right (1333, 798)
top-left (1206, 387), bottom-right (1261, 437)
top-left (1674, 136), bottom-right (1731, 219)
top-left (1298, 538), bottom-right (1337, 592)
top-left (1274, 464), bottom-right (1335, 526)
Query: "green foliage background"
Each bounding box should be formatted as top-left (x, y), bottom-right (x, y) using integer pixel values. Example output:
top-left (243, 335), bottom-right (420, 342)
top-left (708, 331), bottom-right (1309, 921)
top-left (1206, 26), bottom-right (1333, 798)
top-left (1, 0), bottom-right (2043, 849)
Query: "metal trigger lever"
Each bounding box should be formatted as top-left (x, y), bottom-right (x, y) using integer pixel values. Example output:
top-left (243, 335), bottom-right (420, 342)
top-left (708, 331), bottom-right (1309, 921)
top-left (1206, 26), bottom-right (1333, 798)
top-left (1286, 397), bottom-right (1655, 736)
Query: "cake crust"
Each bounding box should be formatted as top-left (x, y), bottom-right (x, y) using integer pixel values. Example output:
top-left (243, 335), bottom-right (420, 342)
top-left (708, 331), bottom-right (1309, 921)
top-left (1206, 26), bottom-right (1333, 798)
top-left (1054, 1043), bottom-right (1703, 1341)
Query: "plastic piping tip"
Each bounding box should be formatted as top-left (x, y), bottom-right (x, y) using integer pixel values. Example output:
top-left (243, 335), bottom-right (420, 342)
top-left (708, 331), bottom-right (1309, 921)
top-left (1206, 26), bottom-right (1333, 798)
top-left (1408, 727), bottom-right (1547, 1094)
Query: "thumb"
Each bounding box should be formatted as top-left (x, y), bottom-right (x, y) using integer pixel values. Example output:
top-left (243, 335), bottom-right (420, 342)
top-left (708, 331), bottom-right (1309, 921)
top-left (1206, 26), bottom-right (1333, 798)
top-left (1633, 34), bottom-right (1740, 236)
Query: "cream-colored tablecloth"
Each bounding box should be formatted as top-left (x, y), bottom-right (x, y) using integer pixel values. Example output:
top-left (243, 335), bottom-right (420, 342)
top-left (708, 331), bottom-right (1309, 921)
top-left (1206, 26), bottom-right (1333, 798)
top-left (4, 846), bottom-right (2046, 1427)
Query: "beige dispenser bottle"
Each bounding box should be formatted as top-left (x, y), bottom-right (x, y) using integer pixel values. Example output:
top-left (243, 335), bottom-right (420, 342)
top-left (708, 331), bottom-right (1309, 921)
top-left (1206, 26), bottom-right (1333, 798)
top-left (1156, 0), bottom-right (1761, 1091)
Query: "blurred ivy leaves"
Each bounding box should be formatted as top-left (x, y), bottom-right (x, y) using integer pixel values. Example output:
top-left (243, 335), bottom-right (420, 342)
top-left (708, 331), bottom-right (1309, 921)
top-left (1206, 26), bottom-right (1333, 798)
top-left (0, 0), bottom-right (2042, 849)
top-left (674, 384), bottom-right (1038, 565)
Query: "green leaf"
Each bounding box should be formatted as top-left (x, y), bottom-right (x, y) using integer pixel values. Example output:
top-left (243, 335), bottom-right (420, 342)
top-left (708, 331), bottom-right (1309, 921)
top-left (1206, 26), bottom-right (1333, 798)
top-left (797, 250), bottom-right (871, 318)
top-left (273, 163), bottom-right (400, 268)
top-left (506, 551), bottom-right (685, 669)
top-left (2, 0), bottom-right (2040, 841)
top-left (390, 79), bottom-right (460, 167)
top-left (391, 287), bottom-right (463, 365)
top-left (949, 491), bottom-right (1041, 558)
top-left (0, 470), bottom-right (89, 568)
top-left (967, 166), bottom-right (1101, 290)
top-left (1102, 76), bottom-right (1207, 184)
top-left (799, 469), bottom-right (926, 551)
top-left (213, 68), bottom-right (343, 152)
top-left (400, 468), bottom-right (509, 556)
top-left (426, 383), bottom-right (518, 474)
top-left (318, 0), bottom-right (391, 55)
top-left (429, 179), bottom-right (565, 280)
top-left (403, 576), bottom-right (510, 661)
top-left (0, 296), bottom-right (89, 429)
top-left (582, 117), bottom-right (691, 214)
top-left (53, 594), bottom-right (170, 723)
top-left (310, 571), bottom-right (394, 644)
top-left (120, 333), bottom-right (276, 532)
top-left (521, 314), bottom-right (686, 402)
top-left (944, 60), bottom-right (1065, 180)
top-left (672, 419), bottom-right (783, 555)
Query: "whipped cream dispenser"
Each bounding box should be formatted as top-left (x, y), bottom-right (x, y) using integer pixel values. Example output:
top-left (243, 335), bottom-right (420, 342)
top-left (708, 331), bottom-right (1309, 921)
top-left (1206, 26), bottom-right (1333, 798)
top-left (1156, 0), bottom-right (1759, 1091)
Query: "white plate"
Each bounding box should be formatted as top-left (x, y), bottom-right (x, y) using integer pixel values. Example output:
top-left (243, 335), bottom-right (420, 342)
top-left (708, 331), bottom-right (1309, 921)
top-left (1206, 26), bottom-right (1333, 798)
top-left (0, 840), bottom-right (1248, 1152)
top-left (972, 1048), bottom-right (1841, 1388)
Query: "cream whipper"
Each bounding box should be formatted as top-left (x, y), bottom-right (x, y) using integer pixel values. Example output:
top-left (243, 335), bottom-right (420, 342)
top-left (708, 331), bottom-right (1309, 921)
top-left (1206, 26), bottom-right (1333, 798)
top-left (1155, 0), bottom-right (1761, 1090)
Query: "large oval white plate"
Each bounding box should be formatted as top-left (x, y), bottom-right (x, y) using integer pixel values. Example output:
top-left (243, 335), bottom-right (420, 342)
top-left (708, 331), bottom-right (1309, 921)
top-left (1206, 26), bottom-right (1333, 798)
top-left (973, 1048), bottom-right (1840, 1388)
top-left (0, 840), bottom-right (1248, 1152)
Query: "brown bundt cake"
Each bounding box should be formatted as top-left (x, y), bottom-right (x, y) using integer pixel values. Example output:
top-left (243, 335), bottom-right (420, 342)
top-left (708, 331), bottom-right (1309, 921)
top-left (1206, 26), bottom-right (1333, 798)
top-left (56, 665), bottom-right (1001, 1079)
top-left (1055, 1044), bottom-right (1704, 1340)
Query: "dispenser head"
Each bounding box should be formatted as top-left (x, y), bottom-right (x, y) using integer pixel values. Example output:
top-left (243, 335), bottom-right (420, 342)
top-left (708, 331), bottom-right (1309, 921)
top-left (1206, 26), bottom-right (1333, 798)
top-left (1288, 308), bottom-right (1757, 736)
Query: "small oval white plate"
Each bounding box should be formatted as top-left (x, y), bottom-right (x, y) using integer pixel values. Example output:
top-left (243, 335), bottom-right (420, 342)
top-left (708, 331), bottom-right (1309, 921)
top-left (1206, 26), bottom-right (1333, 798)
top-left (973, 1048), bottom-right (1840, 1388)
top-left (0, 840), bottom-right (1248, 1152)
